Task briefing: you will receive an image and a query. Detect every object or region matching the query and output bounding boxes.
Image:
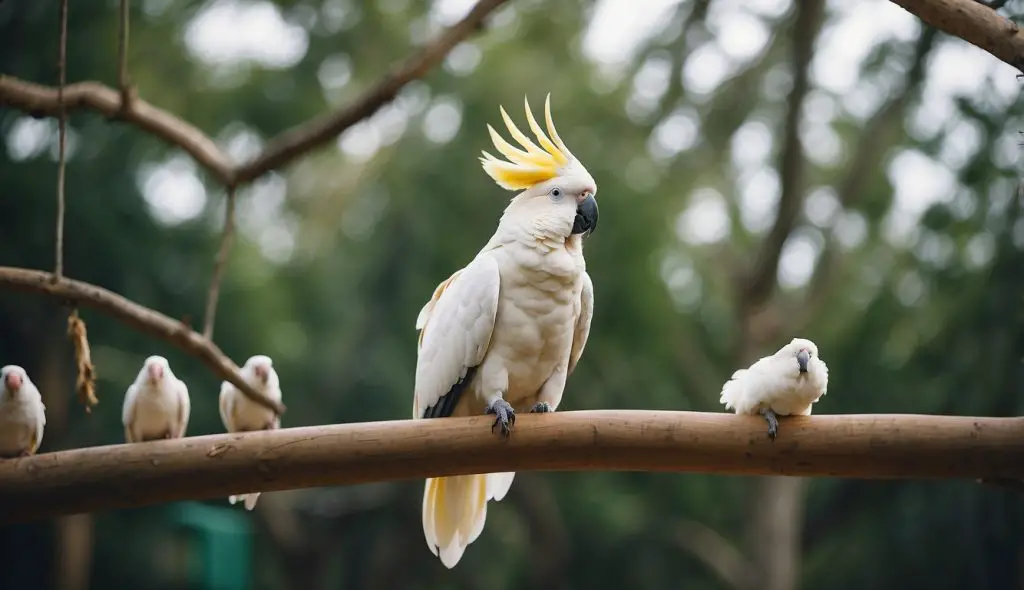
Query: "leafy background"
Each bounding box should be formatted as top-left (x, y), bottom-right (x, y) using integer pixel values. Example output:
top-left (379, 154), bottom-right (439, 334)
top-left (0, 0), bottom-right (1021, 588)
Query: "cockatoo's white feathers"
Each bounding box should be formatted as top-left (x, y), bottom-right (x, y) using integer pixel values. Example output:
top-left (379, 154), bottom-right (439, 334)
top-left (414, 254), bottom-right (500, 420)
top-left (122, 355), bottom-right (191, 443)
top-left (0, 365), bottom-right (47, 458)
top-left (416, 94), bottom-right (597, 569)
top-left (720, 337), bottom-right (829, 417)
top-left (219, 354), bottom-right (283, 511)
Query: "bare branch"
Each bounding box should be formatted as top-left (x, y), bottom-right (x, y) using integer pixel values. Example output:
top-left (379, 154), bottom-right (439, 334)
top-left (0, 266), bottom-right (286, 415)
top-left (889, 0), bottom-right (1024, 72)
top-left (0, 77), bottom-right (236, 183)
top-left (742, 0), bottom-right (825, 310)
top-left (674, 519), bottom-right (755, 590)
top-left (54, 0), bottom-right (68, 281)
top-left (116, 0), bottom-right (134, 107)
top-left (0, 0), bottom-right (508, 190)
top-left (232, 0), bottom-right (511, 184)
top-left (203, 188), bottom-right (237, 340)
top-left (0, 411), bottom-right (1021, 523)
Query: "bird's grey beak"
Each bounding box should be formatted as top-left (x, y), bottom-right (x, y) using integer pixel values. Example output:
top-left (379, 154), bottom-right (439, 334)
top-left (572, 194), bottom-right (598, 235)
top-left (796, 350), bottom-right (809, 374)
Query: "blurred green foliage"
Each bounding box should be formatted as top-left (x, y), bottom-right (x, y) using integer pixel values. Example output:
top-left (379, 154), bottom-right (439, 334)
top-left (0, 0), bottom-right (1021, 589)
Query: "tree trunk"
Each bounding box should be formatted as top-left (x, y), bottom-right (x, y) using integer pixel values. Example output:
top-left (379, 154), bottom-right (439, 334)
top-left (747, 476), bottom-right (806, 590)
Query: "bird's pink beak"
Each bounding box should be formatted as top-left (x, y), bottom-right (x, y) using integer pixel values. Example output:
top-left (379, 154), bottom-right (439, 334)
top-left (4, 372), bottom-right (22, 393)
top-left (148, 363), bottom-right (164, 382)
top-left (254, 364), bottom-right (269, 384)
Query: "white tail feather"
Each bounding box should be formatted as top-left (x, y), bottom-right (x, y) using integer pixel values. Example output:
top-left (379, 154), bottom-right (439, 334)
top-left (228, 492), bottom-right (260, 511)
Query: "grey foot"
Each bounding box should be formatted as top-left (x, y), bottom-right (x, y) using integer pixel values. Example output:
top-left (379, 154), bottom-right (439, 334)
top-left (530, 401), bottom-right (552, 413)
top-left (485, 398), bottom-right (516, 438)
top-left (760, 408), bottom-right (779, 441)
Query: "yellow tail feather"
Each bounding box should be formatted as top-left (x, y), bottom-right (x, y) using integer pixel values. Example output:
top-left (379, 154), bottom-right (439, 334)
top-left (423, 472), bottom-right (514, 569)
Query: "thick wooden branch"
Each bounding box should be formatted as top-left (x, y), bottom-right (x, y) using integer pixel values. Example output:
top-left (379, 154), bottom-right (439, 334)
top-left (0, 267), bottom-right (286, 415)
top-left (0, 411), bottom-right (1020, 523)
top-left (0, 77), bottom-right (236, 183)
top-left (232, 0), bottom-right (510, 184)
top-left (889, 0), bottom-right (1024, 72)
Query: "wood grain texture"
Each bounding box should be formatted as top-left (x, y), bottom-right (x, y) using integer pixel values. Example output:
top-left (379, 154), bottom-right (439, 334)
top-left (0, 410), bottom-right (1021, 523)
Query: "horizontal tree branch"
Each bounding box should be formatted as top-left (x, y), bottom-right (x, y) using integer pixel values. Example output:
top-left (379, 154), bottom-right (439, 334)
top-left (232, 0), bottom-right (510, 184)
top-left (0, 0), bottom-right (509, 187)
top-left (0, 410), bottom-right (1021, 523)
top-left (0, 77), bottom-right (235, 183)
top-left (889, 0), bottom-right (1024, 72)
top-left (0, 266), bottom-right (285, 414)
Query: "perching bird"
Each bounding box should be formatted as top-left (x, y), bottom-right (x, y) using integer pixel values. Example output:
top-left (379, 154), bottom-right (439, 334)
top-left (414, 94), bottom-right (598, 568)
top-left (219, 354), bottom-right (283, 511)
top-left (719, 337), bottom-right (829, 440)
top-left (122, 355), bottom-right (191, 442)
top-left (0, 365), bottom-right (46, 458)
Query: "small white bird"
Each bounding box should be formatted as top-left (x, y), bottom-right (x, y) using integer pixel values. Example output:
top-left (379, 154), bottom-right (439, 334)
top-left (219, 354), bottom-right (283, 511)
top-left (720, 337), bottom-right (829, 440)
top-left (122, 355), bottom-right (191, 442)
top-left (0, 365), bottom-right (46, 458)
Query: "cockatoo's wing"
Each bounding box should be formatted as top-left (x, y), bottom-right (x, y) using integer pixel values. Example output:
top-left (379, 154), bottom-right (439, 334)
top-left (415, 270), bottom-right (462, 346)
top-left (414, 254), bottom-right (500, 420)
top-left (567, 270), bottom-right (594, 376)
top-left (30, 398), bottom-right (45, 454)
top-left (122, 383), bottom-right (139, 442)
top-left (719, 355), bottom-right (775, 414)
top-left (122, 383), bottom-right (137, 427)
top-left (174, 379), bottom-right (190, 438)
top-left (218, 382), bottom-right (235, 431)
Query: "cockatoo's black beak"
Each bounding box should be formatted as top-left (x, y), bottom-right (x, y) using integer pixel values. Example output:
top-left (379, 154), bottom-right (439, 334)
top-left (797, 350), bottom-right (809, 374)
top-left (572, 194), bottom-right (598, 235)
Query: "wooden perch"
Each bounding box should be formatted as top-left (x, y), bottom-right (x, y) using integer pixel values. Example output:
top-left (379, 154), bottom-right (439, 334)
top-left (0, 266), bottom-right (286, 414)
top-left (889, 0), bottom-right (1024, 72)
top-left (0, 411), bottom-right (1021, 523)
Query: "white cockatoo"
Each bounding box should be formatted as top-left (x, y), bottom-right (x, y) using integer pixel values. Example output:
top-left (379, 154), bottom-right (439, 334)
top-left (0, 365), bottom-right (46, 458)
top-left (123, 355), bottom-right (191, 442)
top-left (219, 354), bottom-right (282, 511)
top-left (413, 94), bottom-right (598, 569)
top-left (720, 337), bottom-right (829, 440)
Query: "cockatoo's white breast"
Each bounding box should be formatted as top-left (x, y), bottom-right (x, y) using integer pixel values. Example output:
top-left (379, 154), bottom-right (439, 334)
top-left (720, 354), bottom-right (828, 417)
top-left (129, 381), bottom-right (183, 437)
top-left (461, 241), bottom-right (584, 414)
top-left (220, 380), bottom-right (281, 432)
top-left (0, 392), bottom-right (45, 456)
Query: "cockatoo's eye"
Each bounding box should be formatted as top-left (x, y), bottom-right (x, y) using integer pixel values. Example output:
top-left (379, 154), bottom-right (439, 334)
top-left (549, 187), bottom-right (563, 201)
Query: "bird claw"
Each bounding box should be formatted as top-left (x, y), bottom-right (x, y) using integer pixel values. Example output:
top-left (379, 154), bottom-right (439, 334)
top-left (760, 408), bottom-right (779, 441)
top-left (485, 398), bottom-right (516, 438)
top-left (530, 401), bottom-right (552, 414)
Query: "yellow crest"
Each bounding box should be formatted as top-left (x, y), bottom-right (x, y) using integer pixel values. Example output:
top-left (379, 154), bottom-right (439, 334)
top-left (480, 94), bottom-right (576, 191)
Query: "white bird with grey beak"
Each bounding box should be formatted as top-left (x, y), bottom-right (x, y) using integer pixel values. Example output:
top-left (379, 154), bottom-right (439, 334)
top-left (0, 365), bottom-right (46, 458)
top-left (122, 355), bottom-right (191, 443)
top-left (219, 354), bottom-right (282, 511)
top-left (719, 337), bottom-right (829, 440)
